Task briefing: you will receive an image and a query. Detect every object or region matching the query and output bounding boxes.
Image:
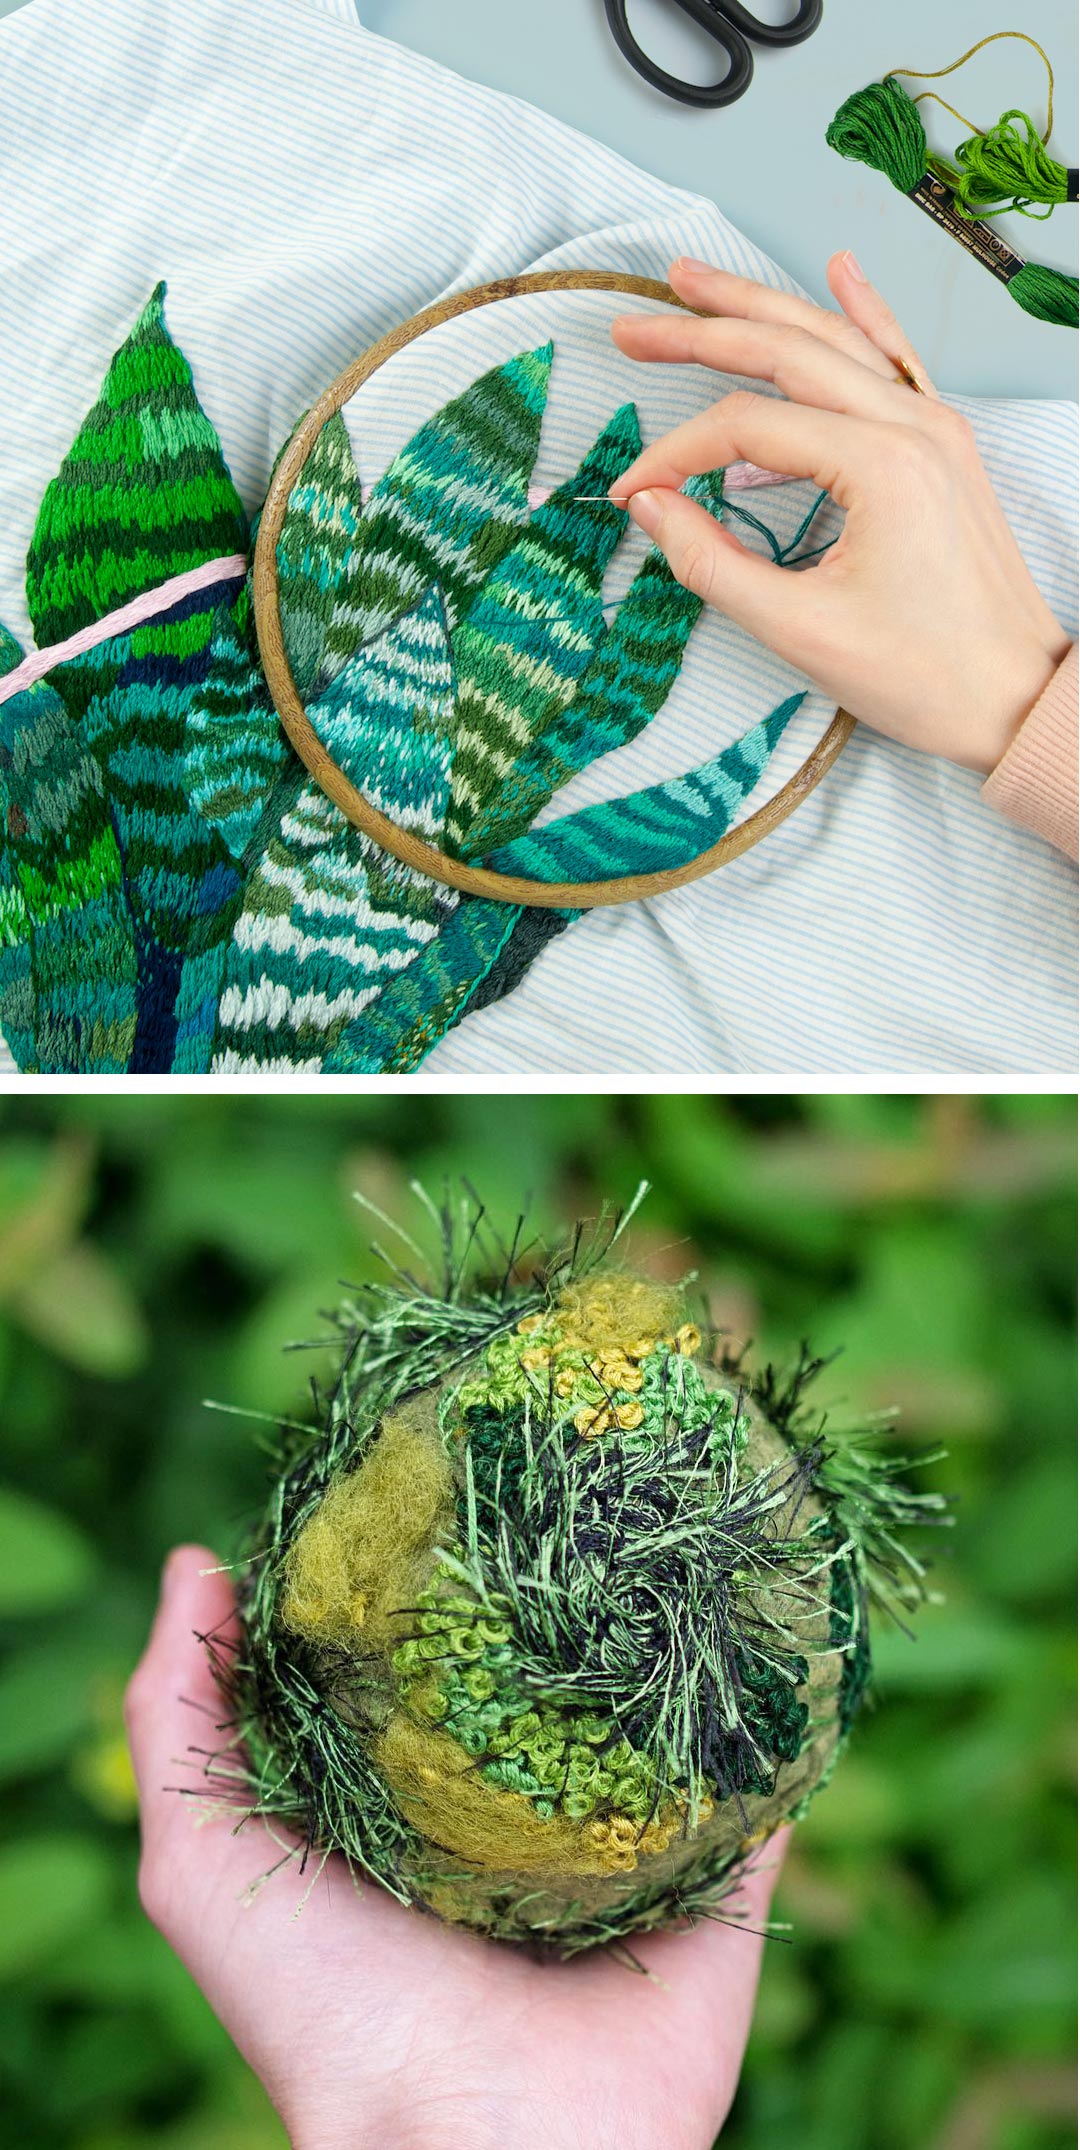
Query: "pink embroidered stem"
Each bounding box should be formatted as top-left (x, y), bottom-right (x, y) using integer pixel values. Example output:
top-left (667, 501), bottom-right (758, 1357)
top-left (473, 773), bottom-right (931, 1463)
top-left (0, 553), bottom-right (249, 709)
top-left (0, 467), bottom-right (796, 713)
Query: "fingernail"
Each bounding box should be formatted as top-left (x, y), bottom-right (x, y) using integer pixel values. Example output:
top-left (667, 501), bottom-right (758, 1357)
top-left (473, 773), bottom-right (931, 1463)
top-left (627, 489), bottom-right (662, 536)
top-left (843, 251), bottom-right (867, 282)
top-left (674, 257), bottom-right (716, 275)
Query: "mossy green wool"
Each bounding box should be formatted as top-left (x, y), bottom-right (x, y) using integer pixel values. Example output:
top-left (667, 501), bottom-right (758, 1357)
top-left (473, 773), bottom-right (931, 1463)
top-left (219, 1208), bottom-right (941, 1954)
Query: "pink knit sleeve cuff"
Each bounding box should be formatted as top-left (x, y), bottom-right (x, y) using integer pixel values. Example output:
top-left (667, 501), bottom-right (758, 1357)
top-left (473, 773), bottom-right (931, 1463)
top-left (982, 644), bottom-right (1079, 863)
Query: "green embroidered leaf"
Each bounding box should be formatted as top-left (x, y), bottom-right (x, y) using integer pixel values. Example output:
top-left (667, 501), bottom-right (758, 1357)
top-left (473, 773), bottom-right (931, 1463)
top-left (466, 471), bottom-right (726, 857)
top-left (322, 342), bottom-right (553, 673)
top-left (46, 582), bottom-right (250, 1075)
top-left (26, 282), bottom-right (249, 649)
top-left (184, 609), bottom-right (287, 860)
top-left (0, 628), bottom-right (137, 1073)
top-left (307, 586), bottom-right (456, 836)
top-left (351, 688), bottom-right (804, 1073)
top-left (325, 893), bottom-right (518, 1073)
top-left (443, 401), bottom-right (641, 854)
top-left (495, 691), bottom-right (805, 882)
top-left (276, 410), bottom-right (365, 699)
top-left (209, 766), bottom-right (452, 1072)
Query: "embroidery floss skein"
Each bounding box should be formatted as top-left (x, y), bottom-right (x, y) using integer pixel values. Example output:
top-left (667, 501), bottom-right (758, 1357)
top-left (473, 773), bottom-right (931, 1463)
top-left (209, 1190), bottom-right (947, 1955)
top-left (826, 38), bottom-right (1078, 329)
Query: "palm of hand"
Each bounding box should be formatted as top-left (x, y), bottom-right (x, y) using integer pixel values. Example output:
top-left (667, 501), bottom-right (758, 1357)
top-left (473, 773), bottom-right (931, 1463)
top-left (127, 1550), bottom-right (782, 2150)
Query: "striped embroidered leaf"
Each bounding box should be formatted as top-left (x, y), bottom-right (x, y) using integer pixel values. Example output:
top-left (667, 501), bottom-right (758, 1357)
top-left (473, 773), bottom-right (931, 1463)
top-left (444, 401), bottom-right (641, 853)
top-left (26, 282), bottom-right (248, 650)
top-left (61, 584), bottom-right (248, 1075)
top-left (209, 768), bottom-right (453, 1073)
top-left (497, 692), bottom-right (805, 883)
top-left (184, 607), bottom-right (287, 861)
top-left (351, 693), bottom-right (803, 1072)
top-left (468, 472), bottom-right (727, 857)
top-left (0, 626), bottom-right (137, 1073)
top-left (306, 586), bottom-right (456, 837)
top-left (276, 410), bottom-right (365, 700)
top-left (323, 343), bottom-right (553, 673)
top-left (326, 892), bottom-right (518, 1073)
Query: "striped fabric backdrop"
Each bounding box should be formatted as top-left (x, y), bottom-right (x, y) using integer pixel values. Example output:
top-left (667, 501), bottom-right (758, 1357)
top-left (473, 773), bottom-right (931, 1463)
top-left (0, 0), bottom-right (1074, 1074)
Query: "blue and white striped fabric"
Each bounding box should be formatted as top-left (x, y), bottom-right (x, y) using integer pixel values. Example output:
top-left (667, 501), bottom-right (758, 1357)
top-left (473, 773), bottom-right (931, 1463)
top-left (0, 0), bottom-right (1074, 1075)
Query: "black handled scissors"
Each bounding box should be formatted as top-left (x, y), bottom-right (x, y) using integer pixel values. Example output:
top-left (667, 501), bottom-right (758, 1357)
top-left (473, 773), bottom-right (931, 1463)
top-left (603, 0), bottom-right (823, 109)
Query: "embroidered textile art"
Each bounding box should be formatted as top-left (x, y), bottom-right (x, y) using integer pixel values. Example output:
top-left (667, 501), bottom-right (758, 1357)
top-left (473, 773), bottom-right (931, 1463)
top-left (0, 285), bottom-right (808, 1075)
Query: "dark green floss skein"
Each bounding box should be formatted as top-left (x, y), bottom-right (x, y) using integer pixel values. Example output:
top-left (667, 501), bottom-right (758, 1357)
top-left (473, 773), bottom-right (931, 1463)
top-left (826, 78), bottom-right (1079, 329)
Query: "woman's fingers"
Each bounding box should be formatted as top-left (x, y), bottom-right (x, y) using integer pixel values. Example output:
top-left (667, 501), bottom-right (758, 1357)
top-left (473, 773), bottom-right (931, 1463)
top-left (666, 257), bottom-right (902, 382)
top-left (610, 309), bottom-right (921, 424)
top-left (125, 1546), bottom-right (242, 1871)
top-left (625, 489), bottom-right (809, 656)
top-left (611, 391), bottom-right (873, 505)
top-left (826, 251), bottom-right (937, 396)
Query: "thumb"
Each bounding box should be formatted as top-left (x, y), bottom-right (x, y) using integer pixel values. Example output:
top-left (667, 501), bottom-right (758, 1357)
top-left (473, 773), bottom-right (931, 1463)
top-left (626, 488), bottom-right (805, 653)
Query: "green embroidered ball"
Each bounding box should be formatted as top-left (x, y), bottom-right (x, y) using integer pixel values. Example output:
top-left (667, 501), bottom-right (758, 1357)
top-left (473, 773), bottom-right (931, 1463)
top-left (224, 1221), bottom-right (937, 1954)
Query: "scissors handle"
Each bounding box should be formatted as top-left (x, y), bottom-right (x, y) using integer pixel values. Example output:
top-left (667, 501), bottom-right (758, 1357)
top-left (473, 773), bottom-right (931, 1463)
top-left (604, 0), bottom-right (752, 109)
top-left (604, 0), bottom-right (822, 108)
top-left (719, 0), bottom-right (823, 47)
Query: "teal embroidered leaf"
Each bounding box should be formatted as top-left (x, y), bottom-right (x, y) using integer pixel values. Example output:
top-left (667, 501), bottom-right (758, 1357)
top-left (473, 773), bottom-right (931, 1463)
top-left (325, 893), bottom-right (518, 1073)
top-left (209, 766), bottom-right (451, 1073)
top-left (184, 608), bottom-right (287, 860)
top-left (443, 402), bottom-right (641, 853)
top-left (52, 582), bottom-right (249, 1075)
top-left (496, 692), bottom-right (805, 882)
top-left (306, 586), bottom-right (456, 836)
top-left (323, 342), bottom-right (554, 672)
top-left (25, 282), bottom-right (248, 649)
top-left (357, 689), bottom-right (804, 1072)
top-left (0, 626), bottom-right (137, 1073)
top-left (466, 472), bottom-right (726, 857)
top-left (276, 410), bottom-right (365, 700)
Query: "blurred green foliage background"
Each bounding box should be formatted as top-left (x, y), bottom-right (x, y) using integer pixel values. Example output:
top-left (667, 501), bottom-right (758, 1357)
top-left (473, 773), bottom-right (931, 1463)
top-left (0, 1092), bottom-right (1075, 2150)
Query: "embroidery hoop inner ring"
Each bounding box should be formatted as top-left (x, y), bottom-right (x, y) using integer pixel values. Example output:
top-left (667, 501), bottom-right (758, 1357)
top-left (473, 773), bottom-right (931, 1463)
top-left (253, 271), bottom-right (854, 912)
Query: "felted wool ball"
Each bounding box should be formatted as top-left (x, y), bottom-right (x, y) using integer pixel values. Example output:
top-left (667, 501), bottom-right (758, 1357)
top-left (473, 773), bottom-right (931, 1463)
top-left (226, 1235), bottom-right (936, 1954)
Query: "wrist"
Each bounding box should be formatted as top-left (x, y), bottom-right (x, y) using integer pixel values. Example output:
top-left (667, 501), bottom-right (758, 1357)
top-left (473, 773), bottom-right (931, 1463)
top-left (964, 627), bottom-right (1073, 778)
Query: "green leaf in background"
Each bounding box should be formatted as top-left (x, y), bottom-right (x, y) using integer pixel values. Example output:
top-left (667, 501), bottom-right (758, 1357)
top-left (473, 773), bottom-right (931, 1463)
top-left (0, 1484), bottom-right (97, 1616)
top-left (0, 1634), bottom-right (104, 1782)
top-left (0, 1834), bottom-right (113, 1981)
top-left (13, 1239), bottom-right (150, 1378)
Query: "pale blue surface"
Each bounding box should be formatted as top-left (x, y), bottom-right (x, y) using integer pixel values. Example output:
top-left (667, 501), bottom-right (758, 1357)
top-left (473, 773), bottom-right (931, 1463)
top-left (1, 0), bottom-right (1075, 394)
top-left (351, 0), bottom-right (1078, 400)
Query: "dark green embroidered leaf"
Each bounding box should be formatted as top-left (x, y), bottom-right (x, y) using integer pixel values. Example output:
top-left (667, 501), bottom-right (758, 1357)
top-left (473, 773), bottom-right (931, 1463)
top-left (467, 472), bottom-right (726, 856)
top-left (322, 342), bottom-right (553, 672)
top-left (276, 410), bottom-right (365, 700)
top-left (26, 283), bottom-right (249, 649)
top-left (444, 402), bottom-right (640, 854)
top-left (0, 625), bottom-right (137, 1073)
top-left (184, 609), bottom-right (287, 861)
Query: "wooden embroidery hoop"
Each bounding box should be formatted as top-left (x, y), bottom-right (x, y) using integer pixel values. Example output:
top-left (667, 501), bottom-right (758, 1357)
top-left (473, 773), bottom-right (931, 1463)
top-left (253, 271), bottom-right (854, 912)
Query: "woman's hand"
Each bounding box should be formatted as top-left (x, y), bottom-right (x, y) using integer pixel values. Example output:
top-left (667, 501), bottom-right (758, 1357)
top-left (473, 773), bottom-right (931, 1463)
top-left (609, 254), bottom-right (1071, 774)
top-left (126, 1547), bottom-right (786, 2150)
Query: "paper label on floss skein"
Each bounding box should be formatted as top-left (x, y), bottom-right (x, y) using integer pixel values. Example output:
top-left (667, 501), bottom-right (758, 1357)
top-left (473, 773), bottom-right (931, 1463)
top-left (905, 172), bottom-right (1026, 285)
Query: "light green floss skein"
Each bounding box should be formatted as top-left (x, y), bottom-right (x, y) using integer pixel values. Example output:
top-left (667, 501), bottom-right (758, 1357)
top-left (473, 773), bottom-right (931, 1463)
top-left (825, 76), bottom-right (1079, 330)
top-left (952, 111), bottom-right (1074, 219)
